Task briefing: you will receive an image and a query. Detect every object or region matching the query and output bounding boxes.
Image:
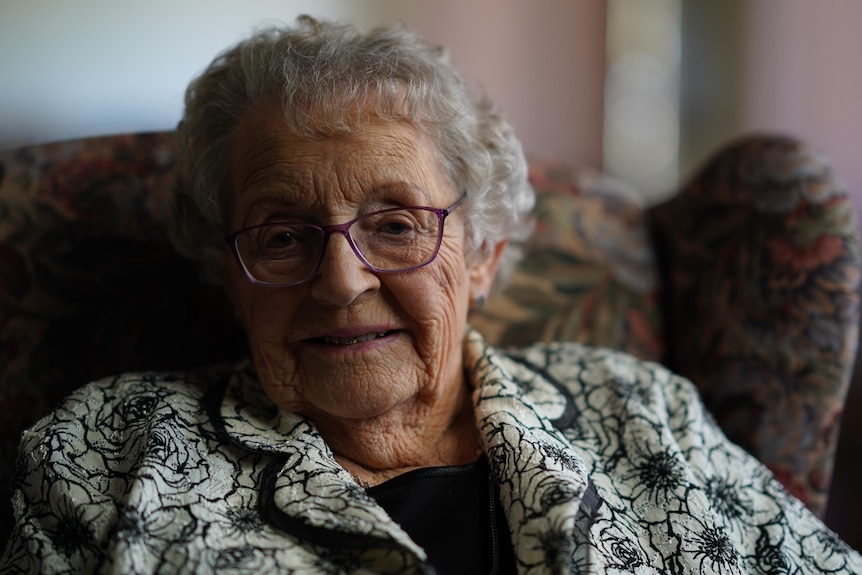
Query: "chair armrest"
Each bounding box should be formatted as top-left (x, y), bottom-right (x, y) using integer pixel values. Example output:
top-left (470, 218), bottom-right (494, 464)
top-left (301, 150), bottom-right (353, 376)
top-left (649, 134), bottom-right (861, 516)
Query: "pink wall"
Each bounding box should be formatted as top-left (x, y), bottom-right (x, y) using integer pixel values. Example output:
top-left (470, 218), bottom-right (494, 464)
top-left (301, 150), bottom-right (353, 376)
top-left (403, 1), bottom-right (606, 170)
top-left (744, 0), bottom-right (862, 227)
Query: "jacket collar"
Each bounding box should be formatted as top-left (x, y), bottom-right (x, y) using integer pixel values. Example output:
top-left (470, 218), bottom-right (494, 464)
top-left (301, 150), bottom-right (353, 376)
top-left (213, 360), bottom-right (427, 568)
top-left (213, 331), bottom-right (598, 570)
top-left (465, 329), bottom-right (598, 570)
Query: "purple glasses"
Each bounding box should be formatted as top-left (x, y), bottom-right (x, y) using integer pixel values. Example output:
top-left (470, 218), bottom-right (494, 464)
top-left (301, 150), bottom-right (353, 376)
top-left (225, 193), bottom-right (466, 287)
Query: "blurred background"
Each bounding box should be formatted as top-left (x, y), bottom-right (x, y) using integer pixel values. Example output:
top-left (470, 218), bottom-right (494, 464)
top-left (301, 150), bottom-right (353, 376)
top-left (2, 0), bottom-right (860, 549)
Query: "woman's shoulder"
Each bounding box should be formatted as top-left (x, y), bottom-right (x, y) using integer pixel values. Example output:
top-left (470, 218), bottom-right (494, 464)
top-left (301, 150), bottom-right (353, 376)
top-left (493, 340), bottom-right (707, 428)
top-left (20, 362), bottom-right (239, 451)
top-left (499, 340), bottom-right (683, 395)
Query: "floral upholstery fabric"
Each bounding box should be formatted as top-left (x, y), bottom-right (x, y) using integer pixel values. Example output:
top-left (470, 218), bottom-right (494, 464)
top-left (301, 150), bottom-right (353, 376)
top-left (0, 133), bottom-right (246, 543)
top-left (649, 135), bottom-right (861, 517)
top-left (0, 132), bottom-right (857, 545)
top-left (469, 160), bottom-right (663, 361)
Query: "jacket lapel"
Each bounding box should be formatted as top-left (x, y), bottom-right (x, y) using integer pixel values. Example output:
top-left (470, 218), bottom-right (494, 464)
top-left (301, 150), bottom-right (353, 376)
top-left (465, 329), bottom-right (600, 573)
top-left (214, 362), bottom-right (427, 570)
top-left (214, 336), bottom-right (602, 573)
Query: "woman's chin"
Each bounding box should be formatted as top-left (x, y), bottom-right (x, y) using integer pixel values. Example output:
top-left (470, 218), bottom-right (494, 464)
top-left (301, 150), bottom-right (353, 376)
top-left (305, 391), bottom-right (412, 426)
top-left (294, 369), bottom-right (421, 423)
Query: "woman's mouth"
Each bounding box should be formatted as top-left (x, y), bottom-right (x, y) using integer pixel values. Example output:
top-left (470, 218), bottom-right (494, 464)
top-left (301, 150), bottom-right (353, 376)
top-left (317, 331), bottom-right (395, 345)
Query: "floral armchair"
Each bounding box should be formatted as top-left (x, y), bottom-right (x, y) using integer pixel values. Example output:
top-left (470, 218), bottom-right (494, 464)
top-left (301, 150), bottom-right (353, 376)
top-left (0, 132), bottom-right (858, 544)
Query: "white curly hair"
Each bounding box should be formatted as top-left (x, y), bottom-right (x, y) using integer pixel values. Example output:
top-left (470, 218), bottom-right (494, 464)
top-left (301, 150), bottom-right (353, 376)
top-left (170, 15), bottom-right (535, 288)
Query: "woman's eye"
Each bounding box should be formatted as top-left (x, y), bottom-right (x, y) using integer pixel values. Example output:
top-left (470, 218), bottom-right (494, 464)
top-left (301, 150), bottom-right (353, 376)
top-left (372, 212), bottom-right (422, 236)
top-left (379, 220), bottom-right (414, 235)
top-left (264, 230), bottom-right (297, 248)
top-left (259, 225), bottom-right (312, 251)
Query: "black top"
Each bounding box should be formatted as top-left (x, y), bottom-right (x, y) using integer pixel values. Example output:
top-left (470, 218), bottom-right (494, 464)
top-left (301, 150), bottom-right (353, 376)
top-left (367, 457), bottom-right (517, 574)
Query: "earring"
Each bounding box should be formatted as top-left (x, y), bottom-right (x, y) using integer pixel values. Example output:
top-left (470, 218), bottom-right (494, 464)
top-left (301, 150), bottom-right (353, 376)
top-left (473, 294), bottom-right (486, 309)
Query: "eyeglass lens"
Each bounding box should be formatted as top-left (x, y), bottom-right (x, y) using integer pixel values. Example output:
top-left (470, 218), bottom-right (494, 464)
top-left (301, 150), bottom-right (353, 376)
top-left (234, 207), bottom-right (444, 285)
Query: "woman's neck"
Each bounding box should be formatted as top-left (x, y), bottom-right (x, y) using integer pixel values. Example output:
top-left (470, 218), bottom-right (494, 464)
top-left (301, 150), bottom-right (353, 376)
top-left (319, 383), bottom-right (482, 488)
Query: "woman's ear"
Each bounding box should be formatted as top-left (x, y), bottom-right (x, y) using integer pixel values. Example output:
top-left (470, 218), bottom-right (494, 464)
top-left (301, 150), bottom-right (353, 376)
top-left (469, 240), bottom-right (508, 306)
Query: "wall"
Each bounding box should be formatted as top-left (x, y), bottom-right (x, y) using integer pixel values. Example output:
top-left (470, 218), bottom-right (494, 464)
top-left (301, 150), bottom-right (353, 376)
top-left (0, 0), bottom-right (608, 173)
top-left (401, 0), bottom-right (606, 171)
top-left (0, 0), bottom-right (398, 148)
top-left (681, 0), bottom-right (862, 227)
top-left (745, 0), bottom-right (862, 228)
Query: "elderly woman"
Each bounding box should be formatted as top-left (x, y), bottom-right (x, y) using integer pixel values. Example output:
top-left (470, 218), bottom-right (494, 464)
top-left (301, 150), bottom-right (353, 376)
top-left (2, 15), bottom-right (860, 575)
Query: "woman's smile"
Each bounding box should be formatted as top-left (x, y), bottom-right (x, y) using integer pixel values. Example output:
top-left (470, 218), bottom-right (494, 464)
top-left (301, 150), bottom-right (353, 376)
top-left (301, 328), bottom-right (403, 350)
top-left (316, 331), bottom-right (395, 345)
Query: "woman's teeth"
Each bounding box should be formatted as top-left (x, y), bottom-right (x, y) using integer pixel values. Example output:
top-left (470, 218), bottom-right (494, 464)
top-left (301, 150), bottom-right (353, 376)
top-left (320, 332), bottom-right (390, 345)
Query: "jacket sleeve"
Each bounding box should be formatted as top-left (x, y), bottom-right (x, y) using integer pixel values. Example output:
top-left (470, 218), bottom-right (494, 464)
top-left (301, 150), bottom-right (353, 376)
top-left (0, 386), bottom-right (120, 573)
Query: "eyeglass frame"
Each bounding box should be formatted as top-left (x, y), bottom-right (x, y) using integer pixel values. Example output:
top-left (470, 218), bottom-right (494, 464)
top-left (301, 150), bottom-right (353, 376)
top-left (224, 192), bottom-right (467, 287)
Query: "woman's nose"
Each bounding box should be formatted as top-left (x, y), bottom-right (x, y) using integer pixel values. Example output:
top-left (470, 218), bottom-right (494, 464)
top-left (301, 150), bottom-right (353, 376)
top-left (309, 232), bottom-right (380, 306)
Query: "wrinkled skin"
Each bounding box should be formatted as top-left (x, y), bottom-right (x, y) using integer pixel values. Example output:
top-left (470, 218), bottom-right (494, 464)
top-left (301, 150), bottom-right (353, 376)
top-left (224, 101), bottom-right (504, 483)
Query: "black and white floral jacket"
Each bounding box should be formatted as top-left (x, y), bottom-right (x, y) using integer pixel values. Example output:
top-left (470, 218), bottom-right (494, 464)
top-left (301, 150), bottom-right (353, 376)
top-left (2, 330), bottom-right (860, 574)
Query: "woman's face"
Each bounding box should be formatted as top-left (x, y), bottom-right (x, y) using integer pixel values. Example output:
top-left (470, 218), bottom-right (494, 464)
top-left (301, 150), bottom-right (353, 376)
top-left (225, 101), bottom-right (501, 426)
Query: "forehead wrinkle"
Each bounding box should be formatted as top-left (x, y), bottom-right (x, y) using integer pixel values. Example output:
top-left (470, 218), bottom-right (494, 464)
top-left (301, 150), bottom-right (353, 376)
top-left (231, 107), bottom-right (454, 222)
top-left (232, 167), bottom-right (306, 219)
top-left (335, 130), bottom-right (443, 205)
top-left (237, 160), bottom-right (304, 192)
